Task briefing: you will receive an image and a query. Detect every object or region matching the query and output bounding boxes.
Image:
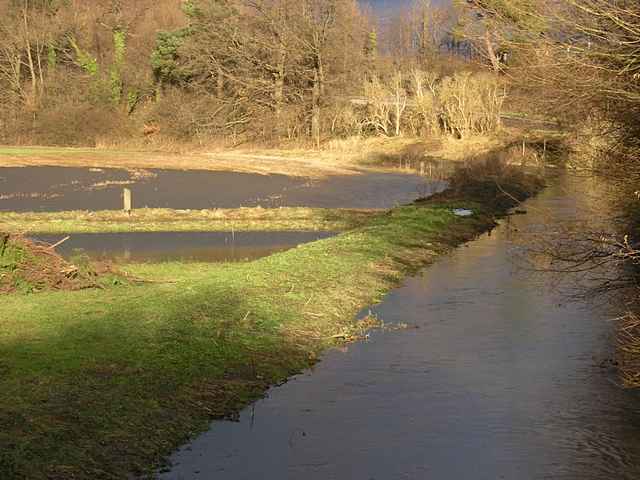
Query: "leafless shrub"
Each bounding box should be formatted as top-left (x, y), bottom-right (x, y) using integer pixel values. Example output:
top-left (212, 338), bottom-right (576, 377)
top-left (438, 72), bottom-right (505, 139)
top-left (22, 103), bottom-right (130, 146)
top-left (362, 76), bottom-right (393, 136)
top-left (390, 71), bottom-right (408, 136)
top-left (276, 105), bottom-right (307, 141)
top-left (360, 69), bottom-right (504, 139)
top-left (564, 116), bottom-right (619, 171)
top-left (143, 88), bottom-right (228, 142)
top-left (409, 69), bottom-right (439, 135)
top-left (329, 105), bottom-right (366, 137)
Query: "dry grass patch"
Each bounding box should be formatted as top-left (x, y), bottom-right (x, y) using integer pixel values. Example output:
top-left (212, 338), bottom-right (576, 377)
top-left (0, 207), bottom-right (378, 234)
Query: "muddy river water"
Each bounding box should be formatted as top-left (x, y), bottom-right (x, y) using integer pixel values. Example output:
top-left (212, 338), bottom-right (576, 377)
top-left (159, 176), bottom-right (640, 480)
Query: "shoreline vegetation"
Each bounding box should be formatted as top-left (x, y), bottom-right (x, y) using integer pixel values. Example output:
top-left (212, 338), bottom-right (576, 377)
top-left (0, 157), bottom-right (544, 479)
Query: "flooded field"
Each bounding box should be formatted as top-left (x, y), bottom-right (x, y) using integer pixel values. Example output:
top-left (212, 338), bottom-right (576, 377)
top-left (159, 176), bottom-right (640, 480)
top-left (34, 231), bottom-right (335, 263)
top-left (0, 166), bottom-right (440, 212)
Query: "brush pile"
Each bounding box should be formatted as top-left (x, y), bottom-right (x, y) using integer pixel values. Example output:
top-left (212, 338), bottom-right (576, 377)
top-left (0, 233), bottom-right (111, 294)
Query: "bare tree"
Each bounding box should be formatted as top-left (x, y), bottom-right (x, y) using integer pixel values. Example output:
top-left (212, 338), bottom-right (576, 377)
top-left (391, 71), bottom-right (407, 136)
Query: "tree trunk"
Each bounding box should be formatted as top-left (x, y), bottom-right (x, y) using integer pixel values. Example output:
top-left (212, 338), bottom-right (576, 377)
top-left (35, 37), bottom-right (44, 97)
top-left (311, 67), bottom-right (321, 149)
top-left (420, 5), bottom-right (429, 62)
top-left (484, 30), bottom-right (500, 72)
top-left (318, 53), bottom-right (325, 97)
top-left (23, 4), bottom-right (38, 108)
top-left (274, 44), bottom-right (285, 136)
top-left (216, 66), bottom-right (224, 99)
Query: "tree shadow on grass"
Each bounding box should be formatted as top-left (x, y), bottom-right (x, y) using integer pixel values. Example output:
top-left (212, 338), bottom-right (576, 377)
top-left (0, 281), bottom-right (312, 480)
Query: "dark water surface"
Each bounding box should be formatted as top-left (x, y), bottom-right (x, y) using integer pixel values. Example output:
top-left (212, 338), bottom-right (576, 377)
top-left (159, 177), bottom-right (640, 480)
top-left (0, 166), bottom-right (439, 211)
top-left (34, 231), bottom-right (335, 263)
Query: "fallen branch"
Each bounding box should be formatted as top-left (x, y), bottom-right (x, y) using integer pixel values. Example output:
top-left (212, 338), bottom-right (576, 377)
top-left (49, 236), bottom-right (71, 250)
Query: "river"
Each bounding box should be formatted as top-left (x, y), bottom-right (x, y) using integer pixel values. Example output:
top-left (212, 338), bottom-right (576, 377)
top-left (159, 175), bottom-right (640, 480)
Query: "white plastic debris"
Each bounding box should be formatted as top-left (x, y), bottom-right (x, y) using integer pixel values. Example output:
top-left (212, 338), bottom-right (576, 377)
top-left (452, 208), bottom-right (474, 217)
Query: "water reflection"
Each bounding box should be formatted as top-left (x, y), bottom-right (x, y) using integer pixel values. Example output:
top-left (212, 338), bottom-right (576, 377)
top-left (34, 231), bottom-right (335, 263)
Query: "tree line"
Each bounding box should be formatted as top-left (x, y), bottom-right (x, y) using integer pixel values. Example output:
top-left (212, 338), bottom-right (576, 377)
top-left (0, 0), bottom-right (505, 146)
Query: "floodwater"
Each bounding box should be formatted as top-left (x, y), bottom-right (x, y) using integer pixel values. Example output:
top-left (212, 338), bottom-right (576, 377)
top-left (159, 176), bottom-right (640, 480)
top-left (34, 231), bottom-right (335, 263)
top-left (0, 166), bottom-right (441, 211)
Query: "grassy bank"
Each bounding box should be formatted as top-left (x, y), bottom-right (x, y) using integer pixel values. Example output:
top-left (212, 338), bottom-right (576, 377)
top-left (0, 163), bottom-right (543, 479)
top-left (0, 207), bottom-right (377, 234)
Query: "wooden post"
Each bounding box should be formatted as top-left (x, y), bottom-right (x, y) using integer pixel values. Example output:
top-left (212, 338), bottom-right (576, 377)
top-left (420, 161), bottom-right (425, 176)
top-left (123, 188), bottom-right (132, 214)
top-left (0, 232), bottom-right (9, 257)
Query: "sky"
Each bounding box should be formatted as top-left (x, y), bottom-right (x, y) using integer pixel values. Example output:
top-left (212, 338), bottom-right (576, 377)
top-left (363, 0), bottom-right (450, 10)
top-left (360, 0), bottom-right (453, 26)
top-left (364, 0), bottom-right (411, 7)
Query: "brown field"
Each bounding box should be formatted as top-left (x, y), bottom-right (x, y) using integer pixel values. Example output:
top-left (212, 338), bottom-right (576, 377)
top-left (0, 135), bottom-right (524, 178)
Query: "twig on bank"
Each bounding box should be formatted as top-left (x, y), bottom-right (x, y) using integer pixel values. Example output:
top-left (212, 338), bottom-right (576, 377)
top-left (49, 236), bottom-right (70, 250)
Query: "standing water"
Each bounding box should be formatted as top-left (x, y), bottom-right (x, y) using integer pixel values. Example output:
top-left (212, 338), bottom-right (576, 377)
top-left (160, 175), bottom-right (640, 480)
top-left (33, 231), bottom-right (336, 263)
top-left (0, 167), bottom-right (440, 211)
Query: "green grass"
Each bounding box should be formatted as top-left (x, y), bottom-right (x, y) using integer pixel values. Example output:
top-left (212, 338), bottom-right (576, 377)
top-left (0, 159), bottom-right (542, 480)
top-left (0, 207), bottom-right (377, 234)
top-left (0, 238), bottom-right (30, 291)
